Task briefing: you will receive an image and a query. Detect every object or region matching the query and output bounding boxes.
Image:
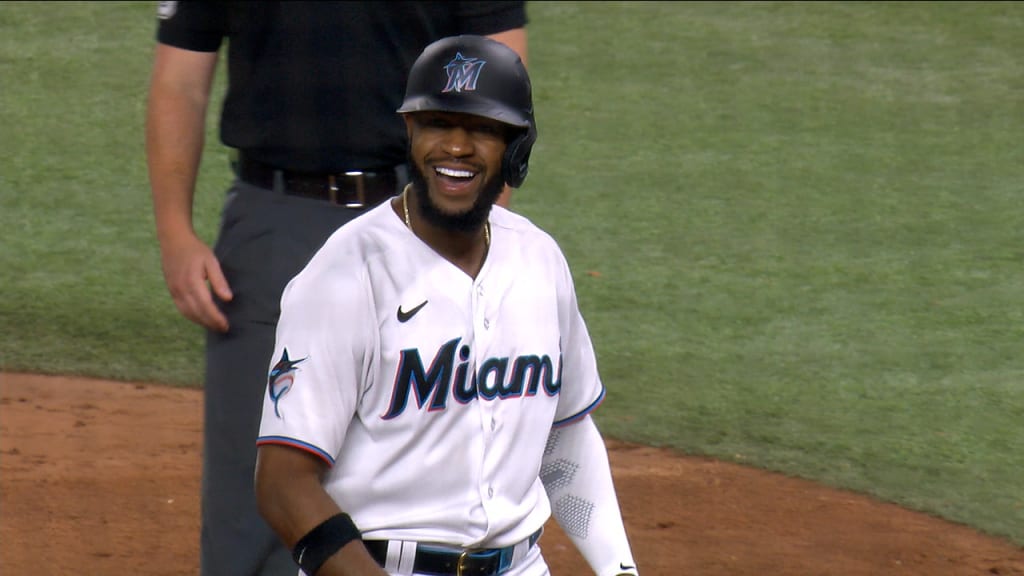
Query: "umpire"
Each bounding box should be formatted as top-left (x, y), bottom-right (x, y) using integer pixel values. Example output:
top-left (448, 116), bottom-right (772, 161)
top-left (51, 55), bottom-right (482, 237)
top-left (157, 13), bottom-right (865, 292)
top-left (145, 3), bottom-right (527, 575)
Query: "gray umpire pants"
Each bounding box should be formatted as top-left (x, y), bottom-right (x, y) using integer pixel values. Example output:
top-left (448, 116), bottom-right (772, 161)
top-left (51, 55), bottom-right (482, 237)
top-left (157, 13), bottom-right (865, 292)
top-left (201, 178), bottom-right (403, 576)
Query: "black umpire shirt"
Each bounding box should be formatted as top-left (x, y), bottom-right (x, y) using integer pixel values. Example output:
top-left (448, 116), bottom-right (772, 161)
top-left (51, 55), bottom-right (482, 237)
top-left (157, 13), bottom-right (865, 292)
top-left (156, 1), bottom-right (527, 173)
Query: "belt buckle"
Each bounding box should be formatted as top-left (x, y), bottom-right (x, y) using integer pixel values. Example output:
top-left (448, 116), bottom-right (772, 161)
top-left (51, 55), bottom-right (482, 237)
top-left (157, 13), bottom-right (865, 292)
top-left (456, 550), bottom-right (470, 576)
top-left (344, 171), bottom-right (367, 208)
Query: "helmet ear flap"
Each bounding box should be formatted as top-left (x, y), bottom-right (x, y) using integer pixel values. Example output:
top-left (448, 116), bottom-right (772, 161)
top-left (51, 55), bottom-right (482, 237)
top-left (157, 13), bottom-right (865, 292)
top-left (502, 124), bottom-right (536, 188)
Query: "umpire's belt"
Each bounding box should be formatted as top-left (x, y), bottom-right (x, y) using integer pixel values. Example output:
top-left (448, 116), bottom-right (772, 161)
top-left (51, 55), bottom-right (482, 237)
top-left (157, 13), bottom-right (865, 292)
top-left (364, 528), bottom-right (542, 576)
top-left (235, 153), bottom-right (403, 208)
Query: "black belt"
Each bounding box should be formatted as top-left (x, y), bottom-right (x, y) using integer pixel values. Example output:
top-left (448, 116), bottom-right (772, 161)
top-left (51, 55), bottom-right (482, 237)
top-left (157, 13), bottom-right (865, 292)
top-left (363, 529), bottom-right (542, 576)
top-left (234, 154), bottom-right (403, 208)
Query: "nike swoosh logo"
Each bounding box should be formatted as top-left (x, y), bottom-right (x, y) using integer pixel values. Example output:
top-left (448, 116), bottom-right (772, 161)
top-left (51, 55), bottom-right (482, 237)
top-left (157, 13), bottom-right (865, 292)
top-left (397, 300), bottom-right (428, 323)
top-left (619, 563), bottom-right (636, 572)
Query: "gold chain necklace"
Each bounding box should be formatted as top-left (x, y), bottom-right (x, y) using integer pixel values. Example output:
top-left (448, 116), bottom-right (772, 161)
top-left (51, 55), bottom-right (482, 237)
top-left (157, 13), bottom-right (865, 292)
top-left (402, 186), bottom-right (490, 247)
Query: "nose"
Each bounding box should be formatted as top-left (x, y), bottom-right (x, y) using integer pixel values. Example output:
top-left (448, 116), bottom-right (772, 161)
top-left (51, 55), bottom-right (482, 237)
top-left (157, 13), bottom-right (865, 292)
top-left (440, 126), bottom-right (474, 157)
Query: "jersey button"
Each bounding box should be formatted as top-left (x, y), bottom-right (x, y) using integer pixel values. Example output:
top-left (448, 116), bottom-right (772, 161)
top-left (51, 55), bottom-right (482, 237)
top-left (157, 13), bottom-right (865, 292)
top-left (488, 486), bottom-right (495, 498)
top-left (483, 318), bottom-right (490, 329)
top-left (477, 285), bottom-right (485, 296)
top-left (490, 418), bottom-right (497, 431)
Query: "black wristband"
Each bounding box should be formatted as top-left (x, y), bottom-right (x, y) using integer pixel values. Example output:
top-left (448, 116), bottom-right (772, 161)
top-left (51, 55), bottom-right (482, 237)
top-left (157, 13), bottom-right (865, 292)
top-left (292, 512), bottom-right (362, 575)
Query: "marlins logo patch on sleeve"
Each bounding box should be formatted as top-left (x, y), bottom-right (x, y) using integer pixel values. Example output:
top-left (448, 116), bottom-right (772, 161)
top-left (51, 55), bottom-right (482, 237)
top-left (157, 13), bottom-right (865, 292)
top-left (267, 348), bottom-right (306, 418)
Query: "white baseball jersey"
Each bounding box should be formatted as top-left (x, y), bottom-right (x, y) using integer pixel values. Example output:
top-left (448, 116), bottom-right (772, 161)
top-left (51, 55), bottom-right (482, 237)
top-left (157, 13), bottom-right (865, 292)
top-left (257, 201), bottom-right (606, 550)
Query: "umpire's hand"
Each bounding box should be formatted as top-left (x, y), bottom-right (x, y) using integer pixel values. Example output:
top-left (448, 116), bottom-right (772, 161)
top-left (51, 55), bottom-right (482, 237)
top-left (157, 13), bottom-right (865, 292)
top-left (159, 230), bottom-right (232, 332)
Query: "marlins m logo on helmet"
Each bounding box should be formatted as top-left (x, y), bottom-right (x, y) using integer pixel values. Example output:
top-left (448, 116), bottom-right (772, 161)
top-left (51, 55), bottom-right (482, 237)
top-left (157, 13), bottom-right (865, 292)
top-left (442, 53), bottom-right (486, 93)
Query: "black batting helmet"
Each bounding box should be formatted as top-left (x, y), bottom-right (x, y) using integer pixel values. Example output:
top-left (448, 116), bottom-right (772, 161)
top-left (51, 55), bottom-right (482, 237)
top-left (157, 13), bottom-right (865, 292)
top-left (398, 35), bottom-right (537, 188)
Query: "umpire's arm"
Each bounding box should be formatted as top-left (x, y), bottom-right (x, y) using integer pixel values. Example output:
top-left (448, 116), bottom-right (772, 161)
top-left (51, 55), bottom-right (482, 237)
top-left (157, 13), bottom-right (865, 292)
top-left (485, 27), bottom-right (526, 209)
top-left (255, 445), bottom-right (387, 575)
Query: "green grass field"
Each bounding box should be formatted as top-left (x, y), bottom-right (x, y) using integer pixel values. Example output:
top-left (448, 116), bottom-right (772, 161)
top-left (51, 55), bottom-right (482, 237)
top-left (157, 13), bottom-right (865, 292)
top-left (2, 1), bottom-right (1022, 547)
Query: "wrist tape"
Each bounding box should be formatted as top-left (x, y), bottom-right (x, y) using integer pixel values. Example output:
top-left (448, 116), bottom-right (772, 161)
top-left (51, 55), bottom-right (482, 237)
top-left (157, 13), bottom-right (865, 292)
top-left (292, 512), bottom-right (362, 575)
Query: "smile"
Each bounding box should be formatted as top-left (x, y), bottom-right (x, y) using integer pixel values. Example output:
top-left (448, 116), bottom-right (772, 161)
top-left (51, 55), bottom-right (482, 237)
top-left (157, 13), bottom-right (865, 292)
top-left (435, 166), bottom-right (477, 179)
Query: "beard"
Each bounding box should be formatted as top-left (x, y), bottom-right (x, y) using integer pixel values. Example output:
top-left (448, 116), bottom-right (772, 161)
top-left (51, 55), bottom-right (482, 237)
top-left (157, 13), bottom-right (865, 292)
top-left (408, 158), bottom-right (505, 234)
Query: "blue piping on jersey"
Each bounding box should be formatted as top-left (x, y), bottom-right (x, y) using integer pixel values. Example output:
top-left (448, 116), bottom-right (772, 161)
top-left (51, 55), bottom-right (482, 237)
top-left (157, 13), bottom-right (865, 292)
top-left (256, 435), bottom-right (335, 466)
top-left (552, 386), bottom-right (606, 429)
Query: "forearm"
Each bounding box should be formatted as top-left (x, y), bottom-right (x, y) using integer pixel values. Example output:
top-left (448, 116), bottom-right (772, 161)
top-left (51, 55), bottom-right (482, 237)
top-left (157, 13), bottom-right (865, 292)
top-left (542, 416), bottom-right (639, 576)
top-left (145, 44), bottom-right (216, 245)
top-left (255, 459), bottom-right (339, 548)
top-left (259, 476), bottom-right (383, 575)
top-left (255, 444), bottom-right (386, 576)
top-left (146, 91), bottom-right (204, 244)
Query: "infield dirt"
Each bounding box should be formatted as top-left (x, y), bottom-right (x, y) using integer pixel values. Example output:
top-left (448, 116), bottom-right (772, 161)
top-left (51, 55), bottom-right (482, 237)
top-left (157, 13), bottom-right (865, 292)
top-left (1, 372), bottom-right (1022, 575)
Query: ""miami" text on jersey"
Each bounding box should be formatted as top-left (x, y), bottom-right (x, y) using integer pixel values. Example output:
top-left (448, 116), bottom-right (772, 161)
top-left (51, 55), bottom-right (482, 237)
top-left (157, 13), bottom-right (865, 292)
top-left (382, 337), bottom-right (562, 419)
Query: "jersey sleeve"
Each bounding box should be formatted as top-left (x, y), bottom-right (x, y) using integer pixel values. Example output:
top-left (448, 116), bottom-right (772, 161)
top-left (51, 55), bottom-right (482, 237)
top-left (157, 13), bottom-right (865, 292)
top-left (256, 253), bottom-right (376, 466)
top-left (155, 1), bottom-right (227, 52)
top-left (455, 1), bottom-right (528, 36)
top-left (551, 249), bottom-right (606, 427)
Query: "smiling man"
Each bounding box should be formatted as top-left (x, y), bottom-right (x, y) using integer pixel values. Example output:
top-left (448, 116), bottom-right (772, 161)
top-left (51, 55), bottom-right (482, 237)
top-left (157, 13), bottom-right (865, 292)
top-left (254, 36), bottom-right (640, 576)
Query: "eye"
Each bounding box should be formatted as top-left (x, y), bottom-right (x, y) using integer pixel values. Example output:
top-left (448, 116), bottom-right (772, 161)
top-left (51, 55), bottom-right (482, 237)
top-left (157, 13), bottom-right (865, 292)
top-left (475, 124), bottom-right (503, 136)
top-left (423, 115), bottom-right (451, 129)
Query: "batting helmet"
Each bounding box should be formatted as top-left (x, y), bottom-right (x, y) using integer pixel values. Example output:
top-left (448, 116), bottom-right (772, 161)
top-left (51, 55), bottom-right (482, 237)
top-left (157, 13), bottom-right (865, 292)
top-left (398, 35), bottom-right (537, 188)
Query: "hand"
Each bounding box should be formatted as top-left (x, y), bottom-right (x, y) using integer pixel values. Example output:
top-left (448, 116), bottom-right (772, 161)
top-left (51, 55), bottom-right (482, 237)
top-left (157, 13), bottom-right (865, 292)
top-left (159, 231), bottom-right (232, 332)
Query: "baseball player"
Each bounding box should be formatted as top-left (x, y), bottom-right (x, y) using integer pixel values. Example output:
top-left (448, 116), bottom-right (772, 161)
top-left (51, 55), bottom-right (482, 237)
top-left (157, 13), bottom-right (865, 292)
top-left (255, 35), bottom-right (639, 576)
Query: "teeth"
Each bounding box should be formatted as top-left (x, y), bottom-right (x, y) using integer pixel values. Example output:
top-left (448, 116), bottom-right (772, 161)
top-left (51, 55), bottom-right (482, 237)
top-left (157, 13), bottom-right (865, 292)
top-left (435, 166), bottom-right (475, 178)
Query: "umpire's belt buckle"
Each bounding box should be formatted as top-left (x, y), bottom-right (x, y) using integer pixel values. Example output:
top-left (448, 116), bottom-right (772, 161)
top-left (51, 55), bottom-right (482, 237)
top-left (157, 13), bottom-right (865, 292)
top-left (456, 550), bottom-right (470, 576)
top-left (343, 171), bottom-right (367, 208)
top-left (326, 172), bottom-right (367, 208)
